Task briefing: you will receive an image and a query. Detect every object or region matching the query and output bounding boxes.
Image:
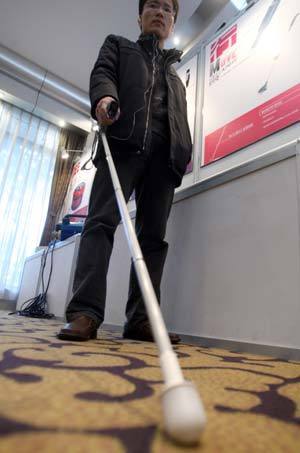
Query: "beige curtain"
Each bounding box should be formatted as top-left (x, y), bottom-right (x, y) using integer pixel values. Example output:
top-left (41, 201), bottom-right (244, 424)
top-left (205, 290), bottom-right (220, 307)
top-left (39, 129), bottom-right (87, 246)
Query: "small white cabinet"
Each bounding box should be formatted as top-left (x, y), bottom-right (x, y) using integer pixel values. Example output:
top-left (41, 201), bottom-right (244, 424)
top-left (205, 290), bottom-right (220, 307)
top-left (16, 234), bottom-right (81, 318)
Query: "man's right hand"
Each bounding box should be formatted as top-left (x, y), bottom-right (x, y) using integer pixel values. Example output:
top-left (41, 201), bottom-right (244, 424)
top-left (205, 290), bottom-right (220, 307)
top-left (95, 96), bottom-right (120, 126)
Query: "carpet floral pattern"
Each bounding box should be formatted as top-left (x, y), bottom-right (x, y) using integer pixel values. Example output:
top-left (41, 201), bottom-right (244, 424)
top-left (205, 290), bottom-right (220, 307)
top-left (0, 313), bottom-right (300, 452)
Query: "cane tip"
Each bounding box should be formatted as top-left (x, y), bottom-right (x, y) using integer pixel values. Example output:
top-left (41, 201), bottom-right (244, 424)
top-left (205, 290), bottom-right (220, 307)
top-left (161, 381), bottom-right (206, 445)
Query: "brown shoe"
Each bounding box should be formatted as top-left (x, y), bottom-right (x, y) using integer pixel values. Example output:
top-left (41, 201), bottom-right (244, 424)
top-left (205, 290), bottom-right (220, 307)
top-left (57, 315), bottom-right (98, 341)
top-left (123, 320), bottom-right (181, 344)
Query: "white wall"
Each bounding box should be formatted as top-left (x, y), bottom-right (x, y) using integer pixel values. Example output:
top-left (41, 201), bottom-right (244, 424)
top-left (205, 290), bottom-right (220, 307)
top-left (104, 150), bottom-right (300, 350)
top-left (163, 155), bottom-right (300, 349)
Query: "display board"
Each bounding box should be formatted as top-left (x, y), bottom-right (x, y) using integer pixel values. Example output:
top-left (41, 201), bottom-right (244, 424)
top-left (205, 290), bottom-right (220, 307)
top-left (202, 0), bottom-right (300, 166)
top-left (177, 54), bottom-right (198, 173)
top-left (63, 152), bottom-right (96, 218)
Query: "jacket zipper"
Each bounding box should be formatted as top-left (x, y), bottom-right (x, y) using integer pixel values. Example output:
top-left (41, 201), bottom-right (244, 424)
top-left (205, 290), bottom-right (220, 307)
top-left (164, 54), bottom-right (176, 165)
top-left (142, 42), bottom-right (158, 152)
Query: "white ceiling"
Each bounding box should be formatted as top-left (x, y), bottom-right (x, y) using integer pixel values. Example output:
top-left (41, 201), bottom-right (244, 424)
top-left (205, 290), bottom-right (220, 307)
top-left (0, 0), bottom-right (202, 93)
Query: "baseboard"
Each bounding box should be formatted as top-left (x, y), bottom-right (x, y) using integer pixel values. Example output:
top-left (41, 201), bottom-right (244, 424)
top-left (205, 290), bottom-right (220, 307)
top-left (0, 300), bottom-right (16, 311)
top-left (177, 334), bottom-right (300, 361)
top-left (3, 313), bottom-right (295, 360)
top-left (102, 323), bottom-right (123, 333)
top-left (102, 323), bottom-right (300, 361)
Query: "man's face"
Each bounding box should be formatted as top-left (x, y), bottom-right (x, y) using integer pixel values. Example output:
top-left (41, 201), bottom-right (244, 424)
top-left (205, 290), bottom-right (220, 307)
top-left (139, 0), bottom-right (175, 43)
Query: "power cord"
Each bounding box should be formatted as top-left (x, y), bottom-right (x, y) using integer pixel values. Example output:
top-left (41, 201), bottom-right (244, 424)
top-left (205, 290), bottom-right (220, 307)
top-left (31, 70), bottom-right (48, 115)
top-left (9, 239), bottom-right (57, 319)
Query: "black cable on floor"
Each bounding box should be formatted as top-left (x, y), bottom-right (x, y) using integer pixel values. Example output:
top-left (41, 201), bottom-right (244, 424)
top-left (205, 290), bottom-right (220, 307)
top-left (9, 240), bottom-right (57, 319)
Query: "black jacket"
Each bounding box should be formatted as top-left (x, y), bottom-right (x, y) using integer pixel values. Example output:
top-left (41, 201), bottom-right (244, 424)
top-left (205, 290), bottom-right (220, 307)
top-left (90, 33), bottom-right (192, 186)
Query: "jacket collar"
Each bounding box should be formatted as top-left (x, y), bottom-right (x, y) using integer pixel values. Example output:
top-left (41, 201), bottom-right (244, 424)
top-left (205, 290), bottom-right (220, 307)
top-left (137, 33), bottom-right (182, 65)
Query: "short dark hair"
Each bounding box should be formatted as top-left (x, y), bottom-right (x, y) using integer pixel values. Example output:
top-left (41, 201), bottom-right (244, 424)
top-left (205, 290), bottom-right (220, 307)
top-left (139, 0), bottom-right (179, 23)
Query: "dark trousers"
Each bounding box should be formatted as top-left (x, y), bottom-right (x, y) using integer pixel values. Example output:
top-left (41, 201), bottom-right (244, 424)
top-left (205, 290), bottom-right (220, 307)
top-left (66, 134), bottom-right (176, 330)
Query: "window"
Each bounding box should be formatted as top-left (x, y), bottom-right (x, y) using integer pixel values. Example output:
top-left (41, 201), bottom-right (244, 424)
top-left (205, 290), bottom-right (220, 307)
top-left (0, 101), bottom-right (60, 300)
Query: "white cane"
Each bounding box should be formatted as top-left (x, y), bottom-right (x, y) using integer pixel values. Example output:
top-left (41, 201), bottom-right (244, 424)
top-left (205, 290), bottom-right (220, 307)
top-left (99, 101), bottom-right (206, 445)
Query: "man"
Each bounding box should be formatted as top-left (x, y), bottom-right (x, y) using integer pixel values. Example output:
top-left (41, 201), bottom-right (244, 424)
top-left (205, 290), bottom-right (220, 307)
top-left (58, 0), bottom-right (192, 343)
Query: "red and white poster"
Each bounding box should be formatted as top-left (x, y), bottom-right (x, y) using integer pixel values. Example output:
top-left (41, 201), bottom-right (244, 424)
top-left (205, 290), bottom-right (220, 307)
top-left (202, 0), bottom-right (300, 166)
top-left (62, 151), bottom-right (96, 219)
top-left (177, 54), bottom-right (198, 173)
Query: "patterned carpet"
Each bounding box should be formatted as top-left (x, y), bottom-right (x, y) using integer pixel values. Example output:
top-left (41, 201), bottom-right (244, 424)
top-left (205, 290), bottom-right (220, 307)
top-left (0, 311), bottom-right (300, 452)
